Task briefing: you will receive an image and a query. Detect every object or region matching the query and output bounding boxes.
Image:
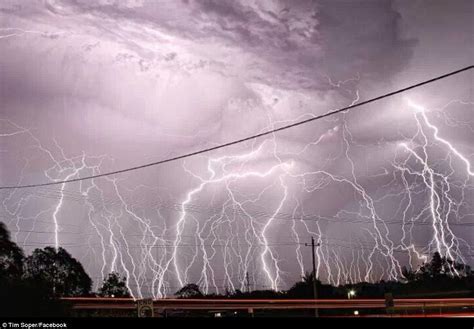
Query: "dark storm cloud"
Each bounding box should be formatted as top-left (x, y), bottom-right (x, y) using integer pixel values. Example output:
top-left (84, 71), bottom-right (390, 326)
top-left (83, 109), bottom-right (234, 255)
top-left (13, 0), bottom-right (417, 90)
top-left (0, 0), bottom-right (420, 167)
top-left (317, 0), bottom-right (417, 80)
top-left (0, 0), bottom-right (420, 158)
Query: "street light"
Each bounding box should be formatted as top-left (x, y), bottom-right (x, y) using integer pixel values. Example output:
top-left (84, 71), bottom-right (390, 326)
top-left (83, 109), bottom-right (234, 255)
top-left (347, 289), bottom-right (356, 299)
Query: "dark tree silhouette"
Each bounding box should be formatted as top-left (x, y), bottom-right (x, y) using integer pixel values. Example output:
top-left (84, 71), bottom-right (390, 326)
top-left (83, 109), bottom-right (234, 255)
top-left (286, 271), bottom-right (333, 299)
top-left (401, 266), bottom-right (416, 282)
top-left (0, 223), bottom-right (69, 317)
top-left (414, 252), bottom-right (472, 281)
top-left (24, 246), bottom-right (92, 297)
top-left (175, 283), bottom-right (203, 298)
top-left (0, 278), bottom-right (69, 317)
top-left (0, 222), bottom-right (24, 281)
top-left (302, 271), bottom-right (316, 285)
top-left (420, 252), bottom-right (443, 277)
top-left (98, 272), bottom-right (131, 297)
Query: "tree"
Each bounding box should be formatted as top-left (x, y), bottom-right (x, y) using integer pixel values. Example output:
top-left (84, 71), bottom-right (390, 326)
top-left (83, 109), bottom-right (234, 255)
top-left (0, 222), bottom-right (24, 281)
top-left (0, 223), bottom-right (69, 316)
top-left (175, 283), bottom-right (203, 298)
top-left (401, 266), bottom-right (416, 282)
top-left (0, 277), bottom-right (69, 317)
top-left (23, 246), bottom-right (92, 297)
top-left (430, 252), bottom-right (443, 276)
top-left (287, 271), bottom-right (330, 299)
top-left (417, 252), bottom-right (472, 280)
top-left (98, 272), bottom-right (131, 297)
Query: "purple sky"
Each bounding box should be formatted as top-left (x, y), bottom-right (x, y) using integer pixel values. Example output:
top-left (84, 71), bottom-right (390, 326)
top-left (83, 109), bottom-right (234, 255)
top-left (0, 0), bottom-right (473, 297)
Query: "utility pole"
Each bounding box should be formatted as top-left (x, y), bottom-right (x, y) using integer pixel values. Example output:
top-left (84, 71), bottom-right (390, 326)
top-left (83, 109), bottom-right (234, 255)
top-left (53, 251), bottom-right (58, 297)
top-left (246, 271), bottom-right (250, 293)
top-left (305, 237), bottom-right (320, 318)
top-left (53, 259), bottom-right (57, 296)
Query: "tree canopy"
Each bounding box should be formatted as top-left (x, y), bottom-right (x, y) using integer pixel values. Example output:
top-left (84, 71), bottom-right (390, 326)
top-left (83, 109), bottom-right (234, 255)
top-left (0, 222), bottom-right (24, 281)
top-left (402, 251), bottom-right (472, 282)
top-left (23, 246), bottom-right (92, 297)
top-left (0, 223), bottom-right (70, 316)
top-left (175, 283), bottom-right (203, 298)
top-left (98, 272), bottom-right (131, 298)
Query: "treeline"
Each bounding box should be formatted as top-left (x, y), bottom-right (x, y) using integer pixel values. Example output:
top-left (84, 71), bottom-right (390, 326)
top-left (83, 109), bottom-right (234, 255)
top-left (175, 253), bottom-right (474, 300)
top-left (0, 222), bottom-right (130, 316)
top-left (1, 221), bottom-right (473, 317)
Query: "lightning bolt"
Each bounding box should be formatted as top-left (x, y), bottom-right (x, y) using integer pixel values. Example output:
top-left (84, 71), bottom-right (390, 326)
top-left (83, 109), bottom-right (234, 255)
top-left (1, 78), bottom-right (472, 298)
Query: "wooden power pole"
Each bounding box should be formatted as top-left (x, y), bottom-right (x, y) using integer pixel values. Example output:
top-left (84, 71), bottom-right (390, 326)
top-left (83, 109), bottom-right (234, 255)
top-left (305, 237), bottom-right (320, 318)
top-left (246, 271), bottom-right (250, 293)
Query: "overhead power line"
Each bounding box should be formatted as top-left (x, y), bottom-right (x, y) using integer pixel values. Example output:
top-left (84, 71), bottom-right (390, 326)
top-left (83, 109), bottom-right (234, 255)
top-left (1, 65), bottom-right (472, 190)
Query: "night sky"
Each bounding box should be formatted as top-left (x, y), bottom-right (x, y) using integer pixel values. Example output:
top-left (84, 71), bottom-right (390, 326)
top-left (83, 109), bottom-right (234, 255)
top-left (1, 0), bottom-right (473, 297)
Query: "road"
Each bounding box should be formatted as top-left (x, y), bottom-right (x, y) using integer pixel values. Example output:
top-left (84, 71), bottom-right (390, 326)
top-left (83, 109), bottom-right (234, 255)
top-left (61, 297), bottom-right (474, 316)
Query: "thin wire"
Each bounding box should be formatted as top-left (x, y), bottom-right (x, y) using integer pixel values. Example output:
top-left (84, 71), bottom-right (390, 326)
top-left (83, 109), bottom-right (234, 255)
top-left (1, 65), bottom-right (472, 190)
